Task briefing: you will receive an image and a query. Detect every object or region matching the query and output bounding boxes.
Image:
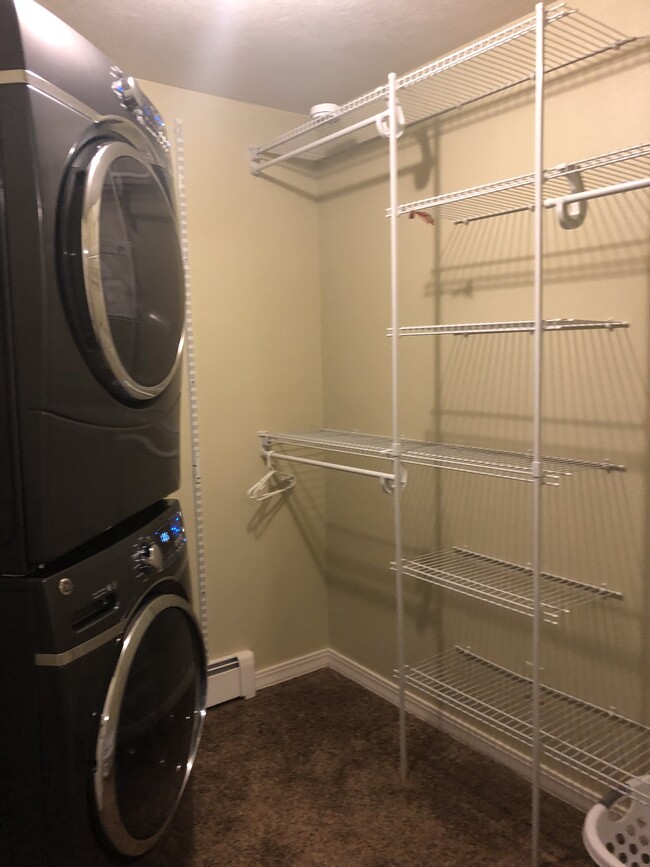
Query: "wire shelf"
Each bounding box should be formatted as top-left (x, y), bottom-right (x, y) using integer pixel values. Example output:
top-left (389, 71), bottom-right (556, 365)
top-left (395, 547), bottom-right (622, 624)
top-left (249, 4), bottom-right (633, 171)
top-left (396, 143), bottom-right (650, 223)
top-left (249, 89), bottom-right (389, 168)
top-left (390, 318), bottom-right (629, 337)
top-left (404, 647), bottom-right (650, 804)
top-left (259, 429), bottom-right (625, 484)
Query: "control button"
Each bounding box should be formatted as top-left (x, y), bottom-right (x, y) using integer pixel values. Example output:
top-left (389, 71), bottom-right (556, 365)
top-left (110, 67), bottom-right (170, 151)
top-left (135, 540), bottom-right (164, 575)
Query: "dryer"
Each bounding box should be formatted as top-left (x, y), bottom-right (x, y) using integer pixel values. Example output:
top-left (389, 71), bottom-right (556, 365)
top-left (0, 0), bottom-right (186, 574)
top-left (0, 499), bottom-right (206, 866)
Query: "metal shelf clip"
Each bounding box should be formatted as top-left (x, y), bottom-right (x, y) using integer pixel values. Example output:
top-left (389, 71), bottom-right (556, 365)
top-left (376, 99), bottom-right (405, 140)
top-left (554, 163), bottom-right (587, 229)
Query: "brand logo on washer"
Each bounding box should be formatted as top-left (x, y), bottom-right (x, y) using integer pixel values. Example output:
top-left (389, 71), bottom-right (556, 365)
top-left (58, 577), bottom-right (74, 596)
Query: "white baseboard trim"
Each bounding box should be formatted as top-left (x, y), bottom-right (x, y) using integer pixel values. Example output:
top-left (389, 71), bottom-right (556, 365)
top-left (256, 648), bottom-right (330, 691)
top-left (255, 647), bottom-right (595, 813)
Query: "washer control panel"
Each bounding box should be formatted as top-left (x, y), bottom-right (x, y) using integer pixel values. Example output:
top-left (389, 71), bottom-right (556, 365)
top-left (133, 511), bottom-right (186, 578)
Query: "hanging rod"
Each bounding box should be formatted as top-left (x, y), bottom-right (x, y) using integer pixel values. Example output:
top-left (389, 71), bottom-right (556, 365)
top-left (260, 446), bottom-right (403, 493)
top-left (249, 110), bottom-right (389, 174)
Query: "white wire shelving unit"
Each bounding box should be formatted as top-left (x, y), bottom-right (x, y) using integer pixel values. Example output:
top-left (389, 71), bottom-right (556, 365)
top-left (404, 647), bottom-right (650, 806)
top-left (260, 428), bottom-right (625, 485)
top-left (394, 548), bottom-right (622, 625)
top-left (249, 3), bottom-right (645, 862)
top-left (248, 4), bottom-right (635, 173)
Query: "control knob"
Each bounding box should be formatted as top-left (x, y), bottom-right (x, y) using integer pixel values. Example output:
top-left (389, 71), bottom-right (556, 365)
top-left (135, 539), bottom-right (164, 575)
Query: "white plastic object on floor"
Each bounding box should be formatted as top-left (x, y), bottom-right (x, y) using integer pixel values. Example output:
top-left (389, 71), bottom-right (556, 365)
top-left (583, 777), bottom-right (650, 866)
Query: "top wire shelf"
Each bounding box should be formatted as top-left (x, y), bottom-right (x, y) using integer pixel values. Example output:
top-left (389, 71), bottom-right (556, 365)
top-left (260, 429), bottom-right (625, 485)
top-left (396, 143), bottom-right (650, 224)
top-left (248, 4), bottom-right (634, 172)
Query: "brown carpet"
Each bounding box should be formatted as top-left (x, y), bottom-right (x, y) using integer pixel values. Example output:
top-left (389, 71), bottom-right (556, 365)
top-left (143, 668), bottom-right (593, 867)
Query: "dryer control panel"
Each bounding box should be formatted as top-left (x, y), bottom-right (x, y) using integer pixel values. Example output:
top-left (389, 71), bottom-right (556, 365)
top-left (133, 511), bottom-right (186, 578)
top-left (111, 66), bottom-right (170, 152)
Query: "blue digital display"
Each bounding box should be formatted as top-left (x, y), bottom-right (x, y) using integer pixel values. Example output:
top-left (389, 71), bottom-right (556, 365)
top-left (159, 531), bottom-right (171, 543)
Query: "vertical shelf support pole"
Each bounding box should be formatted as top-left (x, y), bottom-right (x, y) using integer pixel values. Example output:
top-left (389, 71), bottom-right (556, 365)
top-left (175, 120), bottom-right (211, 659)
top-left (532, 5), bottom-right (545, 865)
top-left (388, 72), bottom-right (407, 780)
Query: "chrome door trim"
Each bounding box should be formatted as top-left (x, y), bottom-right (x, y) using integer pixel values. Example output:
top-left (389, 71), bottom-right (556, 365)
top-left (0, 68), bottom-right (99, 120)
top-left (81, 141), bottom-right (184, 400)
top-left (94, 594), bottom-right (206, 857)
top-left (34, 621), bottom-right (124, 667)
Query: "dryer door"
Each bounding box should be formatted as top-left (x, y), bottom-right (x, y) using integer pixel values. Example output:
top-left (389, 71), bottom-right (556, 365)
top-left (59, 138), bottom-right (185, 403)
top-left (94, 594), bottom-right (206, 857)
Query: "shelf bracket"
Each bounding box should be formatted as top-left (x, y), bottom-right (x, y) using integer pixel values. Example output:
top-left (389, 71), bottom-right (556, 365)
top-left (553, 163), bottom-right (588, 230)
top-left (544, 174), bottom-right (650, 227)
top-left (375, 99), bottom-right (405, 140)
top-left (379, 465), bottom-right (408, 494)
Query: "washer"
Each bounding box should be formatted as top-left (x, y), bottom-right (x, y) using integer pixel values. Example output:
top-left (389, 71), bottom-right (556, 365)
top-left (0, 499), bottom-right (207, 866)
top-left (0, 0), bottom-right (186, 574)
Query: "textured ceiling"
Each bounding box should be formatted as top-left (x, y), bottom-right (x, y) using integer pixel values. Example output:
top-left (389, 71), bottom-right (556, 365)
top-left (37, 0), bottom-right (539, 114)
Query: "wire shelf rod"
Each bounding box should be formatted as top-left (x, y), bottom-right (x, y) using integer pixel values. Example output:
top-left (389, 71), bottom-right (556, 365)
top-left (406, 670), bottom-right (533, 741)
top-left (404, 647), bottom-right (650, 802)
top-left (550, 716), bottom-right (640, 762)
top-left (248, 87), bottom-right (387, 158)
top-left (395, 142), bottom-right (650, 223)
top-left (259, 430), bottom-right (625, 482)
top-left (250, 110), bottom-right (387, 174)
top-left (400, 565), bottom-right (545, 620)
top-left (396, 547), bottom-right (621, 624)
top-left (543, 732), bottom-right (649, 788)
top-left (395, 8), bottom-right (545, 89)
top-left (249, 5), bottom-right (632, 170)
top-left (409, 660), bottom-right (530, 721)
top-left (389, 318), bottom-right (629, 337)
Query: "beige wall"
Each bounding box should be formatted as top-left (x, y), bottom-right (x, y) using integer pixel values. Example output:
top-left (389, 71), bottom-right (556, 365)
top-left (319, 0), bottom-right (650, 769)
top-left (140, 81), bottom-right (328, 667)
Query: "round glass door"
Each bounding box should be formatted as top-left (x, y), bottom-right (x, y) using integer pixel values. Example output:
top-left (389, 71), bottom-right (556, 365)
top-left (94, 595), bottom-right (206, 857)
top-left (61, 138), bottom-right (185, 402)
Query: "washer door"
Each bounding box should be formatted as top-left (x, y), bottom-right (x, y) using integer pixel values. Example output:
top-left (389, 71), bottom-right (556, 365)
top-left (59, 137), bottom-right (185, 402)
top-left (94, 594), bottom-right (206, 857)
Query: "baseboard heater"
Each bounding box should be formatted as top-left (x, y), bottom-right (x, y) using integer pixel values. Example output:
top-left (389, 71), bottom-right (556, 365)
top-left (206, 650), bottom-right (256, 708)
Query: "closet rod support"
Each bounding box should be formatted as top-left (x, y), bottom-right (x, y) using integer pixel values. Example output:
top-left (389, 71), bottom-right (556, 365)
top-left (375, 99), bottom-right (405, 140)
top-left (545, 176), bottom-right (650, 228)
top-left (550, 163), bottom-right (587, 229)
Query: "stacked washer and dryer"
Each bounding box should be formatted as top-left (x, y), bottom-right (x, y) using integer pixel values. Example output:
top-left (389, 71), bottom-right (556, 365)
top-left (0, 1), bottom-right (207, 864)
